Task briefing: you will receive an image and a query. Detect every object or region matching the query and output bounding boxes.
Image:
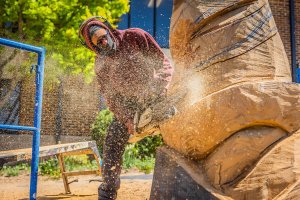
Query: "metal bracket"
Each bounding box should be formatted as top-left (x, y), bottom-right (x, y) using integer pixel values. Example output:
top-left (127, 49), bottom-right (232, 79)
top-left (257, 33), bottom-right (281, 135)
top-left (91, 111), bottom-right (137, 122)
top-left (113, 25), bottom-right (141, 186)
top-left (67, 179), bottom-right (79, 185)
top-left (30, 64), bottom-right (38, 74)
top-left (89, 178), bottom-right (103, 183)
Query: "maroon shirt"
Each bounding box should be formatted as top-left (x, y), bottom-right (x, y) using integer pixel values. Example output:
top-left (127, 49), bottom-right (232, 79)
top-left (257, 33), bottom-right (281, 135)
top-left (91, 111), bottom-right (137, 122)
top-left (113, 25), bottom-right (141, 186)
top-left (83, 20), bottom-right (173, 126)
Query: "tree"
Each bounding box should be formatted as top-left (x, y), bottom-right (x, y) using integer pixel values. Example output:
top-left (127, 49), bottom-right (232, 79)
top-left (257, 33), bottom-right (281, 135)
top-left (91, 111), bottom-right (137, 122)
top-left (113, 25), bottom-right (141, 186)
top-left (0, 0), bottom-right (130, 82)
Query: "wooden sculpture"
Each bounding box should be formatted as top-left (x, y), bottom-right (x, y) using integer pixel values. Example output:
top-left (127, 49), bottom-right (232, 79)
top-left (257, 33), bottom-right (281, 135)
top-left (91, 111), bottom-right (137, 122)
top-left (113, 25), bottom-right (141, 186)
top-left (149, 0), bottom-right (300, 199)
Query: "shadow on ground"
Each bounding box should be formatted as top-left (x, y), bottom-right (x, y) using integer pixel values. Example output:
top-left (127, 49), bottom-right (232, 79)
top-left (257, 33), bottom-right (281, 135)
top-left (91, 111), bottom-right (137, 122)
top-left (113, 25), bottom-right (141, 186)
top-left (19, 194), bottom-right (96, 200)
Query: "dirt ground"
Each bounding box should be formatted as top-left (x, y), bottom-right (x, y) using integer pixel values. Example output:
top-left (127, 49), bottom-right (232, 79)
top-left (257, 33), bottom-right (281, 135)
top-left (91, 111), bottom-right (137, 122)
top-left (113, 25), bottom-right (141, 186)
top-left (0, 170), bottom-right (153, 200)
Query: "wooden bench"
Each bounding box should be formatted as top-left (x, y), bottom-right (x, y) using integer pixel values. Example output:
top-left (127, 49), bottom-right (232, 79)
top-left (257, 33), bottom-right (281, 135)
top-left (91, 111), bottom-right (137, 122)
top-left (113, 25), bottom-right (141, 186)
top-left (0, 141), bottom-right (102, 194)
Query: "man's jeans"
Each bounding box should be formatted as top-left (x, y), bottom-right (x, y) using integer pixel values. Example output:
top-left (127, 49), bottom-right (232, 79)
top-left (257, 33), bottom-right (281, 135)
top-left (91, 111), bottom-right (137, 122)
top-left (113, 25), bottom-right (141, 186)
top-left (98, 118), bottom-right (130, 200)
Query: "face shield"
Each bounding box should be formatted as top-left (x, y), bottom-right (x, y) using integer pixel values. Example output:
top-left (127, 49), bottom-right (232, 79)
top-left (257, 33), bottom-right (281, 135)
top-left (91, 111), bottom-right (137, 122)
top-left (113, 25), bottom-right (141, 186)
top-left (79, 16), bottom-right (116, 55)
top-left (89, 26), bottom-right (116, 54)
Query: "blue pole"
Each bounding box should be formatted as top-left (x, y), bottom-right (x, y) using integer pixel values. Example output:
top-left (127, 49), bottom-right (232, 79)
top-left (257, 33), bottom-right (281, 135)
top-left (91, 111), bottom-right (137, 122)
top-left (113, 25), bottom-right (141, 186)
top-left (0, 38), bottom-right (44, 54)
top-left (29, 47), bottom-right (46, 200)
top-left (0, 124), bottom-right (37, 132)
top-left (298, 68), bottom-right (300, 82)
top-left (289, 0), bottom-right (298, 83)
top-left (0, 38), bottom-right (46, 200)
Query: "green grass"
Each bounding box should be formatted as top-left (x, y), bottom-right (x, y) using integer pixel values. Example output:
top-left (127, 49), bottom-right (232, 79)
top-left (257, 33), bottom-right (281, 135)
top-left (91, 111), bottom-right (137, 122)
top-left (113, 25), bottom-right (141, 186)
top-left (0, 163), bottom-right (30, 177)
top-left (122, 144), bottom-right (156, 174)
top-left (0, 155), bottom-right (98, 179)
top-left (38, 155), bottom-right (99, 179)
top-left (38, 158), bottom-right (61, 179)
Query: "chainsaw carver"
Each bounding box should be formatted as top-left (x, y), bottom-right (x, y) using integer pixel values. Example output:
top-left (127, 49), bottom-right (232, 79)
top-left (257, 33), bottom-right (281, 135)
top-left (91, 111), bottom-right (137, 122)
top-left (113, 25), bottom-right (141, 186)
top-left (79, 16), bottom-right (173, 200)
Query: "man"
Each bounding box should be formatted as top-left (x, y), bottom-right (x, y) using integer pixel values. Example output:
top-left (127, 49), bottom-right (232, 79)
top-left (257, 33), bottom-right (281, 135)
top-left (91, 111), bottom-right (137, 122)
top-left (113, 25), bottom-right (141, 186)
top-left (79, 16), bottom-right (173, 200)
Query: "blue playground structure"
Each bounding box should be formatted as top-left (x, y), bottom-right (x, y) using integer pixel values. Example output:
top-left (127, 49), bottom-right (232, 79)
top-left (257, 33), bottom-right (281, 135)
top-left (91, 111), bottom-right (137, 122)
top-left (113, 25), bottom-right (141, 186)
top-left (0, 38), bottom-right (45, 200)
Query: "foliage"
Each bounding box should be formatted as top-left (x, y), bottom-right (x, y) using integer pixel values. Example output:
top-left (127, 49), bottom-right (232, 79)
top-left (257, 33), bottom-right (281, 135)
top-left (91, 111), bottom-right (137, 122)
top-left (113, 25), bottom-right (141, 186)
top-left (122, 135), bottom-right (163, 162)
top-left (0, 163), bottom-right (30, 177)
top-left (0, 0), bottom-right (130, 82)
top-left (38, 155), bottom-right (99, 179)
top-left (134, 135), bottom-right (164, 159)
top-left (122, 144), bottom-right (156, 174)
top-left (134, 157), bottom-right (155, 174)
top-left (122, 144), bottom-right (138, 169)
top-left (39, 158), bottom-right (61, 178)
top-left (64, 155), bottom-right (98, 172)
top-left (122, 135), bottom-right (163, 174)
top-left (91, 108), bottom-right (114, 157)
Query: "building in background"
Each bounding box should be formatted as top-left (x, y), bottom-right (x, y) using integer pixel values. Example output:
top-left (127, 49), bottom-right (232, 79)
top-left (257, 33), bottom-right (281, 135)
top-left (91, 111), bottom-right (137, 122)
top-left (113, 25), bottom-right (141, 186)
top-left (118, 0), bottom-right (173, 48)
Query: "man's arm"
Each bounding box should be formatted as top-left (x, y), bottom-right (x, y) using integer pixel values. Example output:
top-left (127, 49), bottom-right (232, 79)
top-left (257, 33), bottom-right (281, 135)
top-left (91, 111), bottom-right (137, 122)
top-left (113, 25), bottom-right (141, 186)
top-left (139, 31), bottom-right (174, 91)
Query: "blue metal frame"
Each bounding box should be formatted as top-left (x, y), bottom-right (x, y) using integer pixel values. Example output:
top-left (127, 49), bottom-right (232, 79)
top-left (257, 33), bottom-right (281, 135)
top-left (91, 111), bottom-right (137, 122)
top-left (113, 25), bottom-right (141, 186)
top-left (297, 68), bottom-right (300, 83)
top-left (289, 0), bottom-right (299, 83)
top-left (0, 38), bottom-right (45, 200)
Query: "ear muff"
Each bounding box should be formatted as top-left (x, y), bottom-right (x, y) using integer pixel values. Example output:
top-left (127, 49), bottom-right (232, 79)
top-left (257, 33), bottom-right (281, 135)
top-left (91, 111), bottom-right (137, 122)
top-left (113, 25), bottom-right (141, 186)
top-left (78, 16), bottom-right (113, 50)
